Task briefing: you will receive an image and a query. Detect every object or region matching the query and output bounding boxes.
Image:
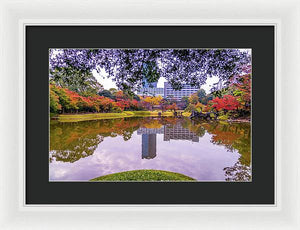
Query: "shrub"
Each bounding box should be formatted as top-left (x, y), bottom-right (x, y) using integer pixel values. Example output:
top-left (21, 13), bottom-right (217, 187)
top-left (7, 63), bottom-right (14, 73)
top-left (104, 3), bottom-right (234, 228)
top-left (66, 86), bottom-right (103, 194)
top-left (111, 107), bottom-right (122, 113)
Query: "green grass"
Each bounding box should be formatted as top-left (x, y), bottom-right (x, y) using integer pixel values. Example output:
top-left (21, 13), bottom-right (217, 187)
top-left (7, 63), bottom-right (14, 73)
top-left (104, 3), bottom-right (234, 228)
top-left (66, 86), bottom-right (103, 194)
top-left (90, 169), bottom-right (196, 182)
top-left (56, 110), bottom-right (174, 122)
top-left (133, 111), bottom-right (173, 117)
top-left (218, 115), bottom-right (229, 120)
top-left (58, 112), bottom-right (131, 122)
top-left (182, 112), bottom-right (191, 117)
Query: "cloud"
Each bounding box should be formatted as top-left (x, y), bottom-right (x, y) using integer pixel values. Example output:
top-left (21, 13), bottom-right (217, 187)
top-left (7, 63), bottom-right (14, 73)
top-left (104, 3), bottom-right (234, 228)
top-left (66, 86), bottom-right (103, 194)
top-left (49, 133), bottom-right (240, 182)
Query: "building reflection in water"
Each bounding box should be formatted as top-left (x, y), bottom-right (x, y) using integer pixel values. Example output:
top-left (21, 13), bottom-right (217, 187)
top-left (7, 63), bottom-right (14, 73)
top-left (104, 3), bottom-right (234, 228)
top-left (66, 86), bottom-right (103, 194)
top-left (164, 124), bottom-right (199, 142)
top-left (137, 124), bottom-right (199, 159)
top-left (141, 134), bottom-right (157, 159)
top-left (137, 127), bottom-right (163, 159)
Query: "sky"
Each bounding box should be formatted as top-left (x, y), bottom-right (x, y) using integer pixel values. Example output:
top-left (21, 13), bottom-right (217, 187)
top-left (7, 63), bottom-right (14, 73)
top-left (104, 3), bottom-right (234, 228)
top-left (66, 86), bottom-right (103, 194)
top-left (92, 68), bottom-right (219, 94)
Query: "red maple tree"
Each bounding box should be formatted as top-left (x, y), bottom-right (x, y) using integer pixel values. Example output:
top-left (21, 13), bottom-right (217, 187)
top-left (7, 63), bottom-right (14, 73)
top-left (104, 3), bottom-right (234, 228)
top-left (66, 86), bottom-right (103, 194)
top-left (209, 95), bottom-right (240, 111)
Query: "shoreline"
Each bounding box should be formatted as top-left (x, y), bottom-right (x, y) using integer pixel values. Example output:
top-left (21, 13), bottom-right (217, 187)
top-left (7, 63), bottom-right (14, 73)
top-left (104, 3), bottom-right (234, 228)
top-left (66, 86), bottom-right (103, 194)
top-left (52, 111), bottom-right (187, 123)
top-left (227, 118), bottom-right (251, 123)
top-left (51, 111), bottom-right (250, 123)
top-left (214, 118), bottom-right (250, 123)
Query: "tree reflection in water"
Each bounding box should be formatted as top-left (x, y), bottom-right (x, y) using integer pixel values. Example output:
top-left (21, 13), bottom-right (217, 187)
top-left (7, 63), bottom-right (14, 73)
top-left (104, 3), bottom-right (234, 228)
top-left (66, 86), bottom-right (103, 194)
top-left (224, 162), bottom-right (251, 182)
top-left (50, 118), bottom-right (147, 163)
top-left (199, 121), bottom-right (251, 181)
top-left (50, 117), bottom-right (251, 181)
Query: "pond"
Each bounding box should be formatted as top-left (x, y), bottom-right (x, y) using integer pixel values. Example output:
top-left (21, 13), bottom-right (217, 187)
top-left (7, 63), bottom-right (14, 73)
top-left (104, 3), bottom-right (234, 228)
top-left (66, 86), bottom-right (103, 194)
top-left (49, 117), bottom-right (251, 182)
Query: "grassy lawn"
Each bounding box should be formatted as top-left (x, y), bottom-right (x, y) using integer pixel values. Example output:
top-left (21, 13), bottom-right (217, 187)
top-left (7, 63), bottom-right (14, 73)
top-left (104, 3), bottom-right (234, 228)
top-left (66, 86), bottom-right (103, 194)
top-left (55, 110), bottom-right (187, 122)
top-left (182, 111), bottom-right (191, 117)
top-left (90, 169), bottom-right (196, 182)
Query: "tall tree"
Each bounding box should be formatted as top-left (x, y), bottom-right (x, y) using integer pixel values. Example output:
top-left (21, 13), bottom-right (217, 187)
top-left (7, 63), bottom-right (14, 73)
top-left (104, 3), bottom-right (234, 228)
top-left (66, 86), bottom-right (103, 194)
top-left (98, 89), bottom-right (115, 99)
top-left (50, 66), bottom-right (103, 97)
top-left (197, 89), bottom-right (206, 102)
top-left (50, 49), bottom-right (251, 93)
top-left (142, 96), bottom-right (163, 110)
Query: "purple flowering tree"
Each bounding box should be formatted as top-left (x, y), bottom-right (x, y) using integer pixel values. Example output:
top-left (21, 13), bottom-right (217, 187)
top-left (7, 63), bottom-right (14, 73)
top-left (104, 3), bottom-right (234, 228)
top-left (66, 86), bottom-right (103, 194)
top-left (49, 49), bottom-right (251, 93)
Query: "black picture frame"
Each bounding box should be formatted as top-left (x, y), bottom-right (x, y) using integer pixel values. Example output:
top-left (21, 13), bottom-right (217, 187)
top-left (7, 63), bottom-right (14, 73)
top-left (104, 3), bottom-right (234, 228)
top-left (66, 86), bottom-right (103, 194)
top-left (26, 26), bottom-right (274, 204)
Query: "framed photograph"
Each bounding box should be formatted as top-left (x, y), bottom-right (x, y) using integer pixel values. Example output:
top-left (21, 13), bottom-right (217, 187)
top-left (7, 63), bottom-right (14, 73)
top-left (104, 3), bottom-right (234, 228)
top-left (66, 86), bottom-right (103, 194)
top-left (1, 0), bottom-right (299, 229)
top-left (26, 26), bottom-right (273, 204)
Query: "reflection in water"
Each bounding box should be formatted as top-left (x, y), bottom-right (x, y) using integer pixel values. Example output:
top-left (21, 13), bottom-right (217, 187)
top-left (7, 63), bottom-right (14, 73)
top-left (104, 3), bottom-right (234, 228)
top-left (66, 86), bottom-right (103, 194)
top-left (224, 162), bottom-right (252, 182)
top-left (49, 117), bottom-right (251, 181)
top-left (50, 118), bottom-right (144, 163)
top-left (49, 122), bottom-right (104, 163)
top-left (137, 127), bottom-right (161, 159)
top-left (141, 134), bottom-right (157, 159)
top-left (137, 124), bottom-right (200, 159)
top-left (164, 123), bottom-right (199, 142)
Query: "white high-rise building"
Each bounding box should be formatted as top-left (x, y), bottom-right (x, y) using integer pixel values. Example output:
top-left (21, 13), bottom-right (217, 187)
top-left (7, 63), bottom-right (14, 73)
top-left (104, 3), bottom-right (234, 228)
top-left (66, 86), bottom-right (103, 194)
top-left (137, 87), bottom-right (164, 97)
top-left (163, 82), bottom-right (199, 100)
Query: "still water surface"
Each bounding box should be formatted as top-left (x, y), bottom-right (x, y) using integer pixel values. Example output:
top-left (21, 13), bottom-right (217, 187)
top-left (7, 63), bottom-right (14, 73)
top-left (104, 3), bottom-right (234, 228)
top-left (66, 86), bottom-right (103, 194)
top-left (49, 117), bottom-right (251, 181)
